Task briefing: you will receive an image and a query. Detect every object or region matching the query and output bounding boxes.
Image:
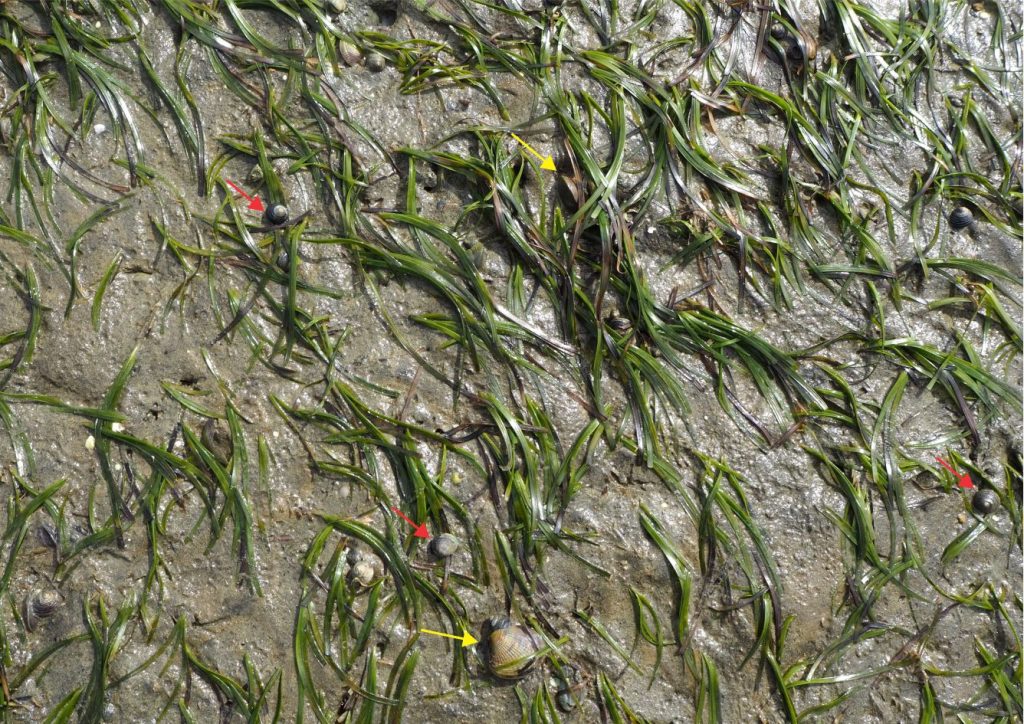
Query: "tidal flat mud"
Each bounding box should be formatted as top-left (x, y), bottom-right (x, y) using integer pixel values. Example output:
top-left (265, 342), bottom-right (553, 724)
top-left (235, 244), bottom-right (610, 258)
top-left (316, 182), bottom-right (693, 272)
top-left (0, 1), bottom-right (1020, 722)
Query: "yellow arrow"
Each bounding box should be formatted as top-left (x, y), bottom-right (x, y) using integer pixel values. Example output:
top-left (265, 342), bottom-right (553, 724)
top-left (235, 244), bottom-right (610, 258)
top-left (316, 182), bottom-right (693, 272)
top-left (420, 628), bottom-right (479, 647)
top-left (510, 133), bottom-right (556, 172)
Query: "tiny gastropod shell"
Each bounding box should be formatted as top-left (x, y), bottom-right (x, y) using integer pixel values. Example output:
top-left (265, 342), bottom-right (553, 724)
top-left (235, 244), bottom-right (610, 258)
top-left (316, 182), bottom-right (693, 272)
top-left (265, 203), bottom-right (289, 226)
top-left (429, 533), bottom-right (459, 558)
top-left (972, 488), bottom-right (999, 515)
top-left (24, 589), bottom-right (62, 632)
top-left (485, 617), bottom-right (543, 679)
top-left (949, 206), bottom-right (974, 231)
top-left (365, 52), bottom-right (386, 72)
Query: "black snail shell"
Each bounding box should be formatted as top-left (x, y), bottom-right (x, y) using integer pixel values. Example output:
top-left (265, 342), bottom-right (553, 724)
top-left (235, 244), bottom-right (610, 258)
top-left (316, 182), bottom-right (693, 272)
top-left (972, 489), bottom-right (999, 515)
top-left (24, 589), bottom-right (62, 632)
top-left (265, 203), bottom-right (289, 225)
top-left (485, 617), bottom-right (543, 679)
top-left (949, 206), bottom-right (974, 231)
top-left (429, 533), bottom-right (460, 558)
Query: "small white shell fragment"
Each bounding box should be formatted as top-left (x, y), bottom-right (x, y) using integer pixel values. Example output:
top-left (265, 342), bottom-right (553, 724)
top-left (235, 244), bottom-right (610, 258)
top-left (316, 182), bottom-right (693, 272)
top-left (93, 123), bottom-right (106, 134)
top-left (85, 435), bottom-right (95, 450)
top-left (111, 422), bottom-right (125, 432)
top-left (329, 0), bottom-right (347, 11)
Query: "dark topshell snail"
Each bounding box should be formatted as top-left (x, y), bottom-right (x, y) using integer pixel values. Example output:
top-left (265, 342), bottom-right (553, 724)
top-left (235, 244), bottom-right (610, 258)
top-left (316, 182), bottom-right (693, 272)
top-left (485, 617), bottom-right (543, 679)
top-left (949, 206), bottom-right (974, 231)
top-left (429, 533), bottom-right (460, 558)
top-left (265, 203), bottom-right (289, 226)
top-left (972, 488), bottom-right (999, 515)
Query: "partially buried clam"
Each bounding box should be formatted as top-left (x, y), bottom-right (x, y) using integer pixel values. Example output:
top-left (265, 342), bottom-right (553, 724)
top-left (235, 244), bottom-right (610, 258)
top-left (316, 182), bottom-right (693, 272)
top-left (201, 418), bottom-right (233, 466)
top-left (485, 617), bottom-right (543, 679)
top-left (24, 589), bottom-right (62, 632)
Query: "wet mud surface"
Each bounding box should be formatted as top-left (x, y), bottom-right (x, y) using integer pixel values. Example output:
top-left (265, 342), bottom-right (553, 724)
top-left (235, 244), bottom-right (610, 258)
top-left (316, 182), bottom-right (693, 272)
top-left (0, 1), bottom-right (1020, 722)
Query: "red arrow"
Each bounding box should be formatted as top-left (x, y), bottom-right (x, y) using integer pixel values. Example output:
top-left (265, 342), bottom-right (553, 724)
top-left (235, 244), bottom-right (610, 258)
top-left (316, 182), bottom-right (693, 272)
top-left (225, 178), bottom-right (265, 212)
top-left (391, 507), bottom-right (429, 538)
top-left (936, 457), bottom-right (973, 489)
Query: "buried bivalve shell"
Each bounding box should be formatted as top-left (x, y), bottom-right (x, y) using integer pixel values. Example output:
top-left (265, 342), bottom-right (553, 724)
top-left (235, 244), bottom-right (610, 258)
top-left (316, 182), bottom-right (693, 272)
top-left (429, 533), bottom-right (460, 558)
top-left (265, 203), bottom-right (289, 226)
top-left (972, 488), bottom-right (999, 515)
top-left (485, 617), bottom-right (543, 679)
top-left (338, 39), bottom-right (362, 67)
top-left (247, 163), bottom-right (264, 185)
top-left (605, 315), bottom-right (632, 332)
top-left (201, 418), bottom-right (233, 465)
top-left (24, 589), bottom-right (62, 632)
top-left (949, 206), bottom-right (974, 231)
top-left (349, 559), bottom-right (378, 587)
